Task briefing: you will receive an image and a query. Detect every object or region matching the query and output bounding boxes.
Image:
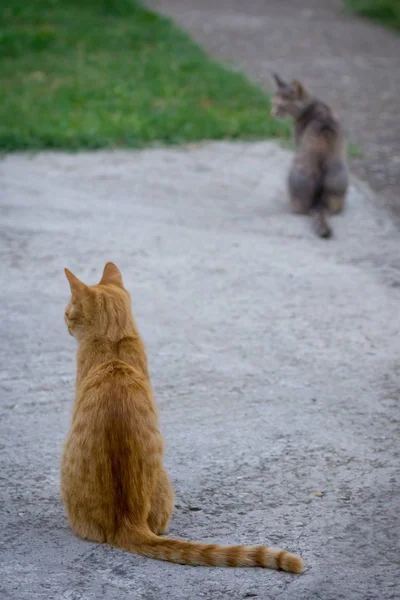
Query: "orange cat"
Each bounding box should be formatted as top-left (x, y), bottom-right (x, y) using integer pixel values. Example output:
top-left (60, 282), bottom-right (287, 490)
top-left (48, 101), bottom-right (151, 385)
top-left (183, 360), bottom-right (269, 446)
top-left (61, 262), bottom-right (303, 572)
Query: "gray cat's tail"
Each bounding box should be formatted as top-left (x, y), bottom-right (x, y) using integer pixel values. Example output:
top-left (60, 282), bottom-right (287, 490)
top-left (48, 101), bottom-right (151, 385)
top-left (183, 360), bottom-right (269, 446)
top-left (310, 199), bottom-right (332, 238)
top-left (310, 175), bottom-right (332, 238)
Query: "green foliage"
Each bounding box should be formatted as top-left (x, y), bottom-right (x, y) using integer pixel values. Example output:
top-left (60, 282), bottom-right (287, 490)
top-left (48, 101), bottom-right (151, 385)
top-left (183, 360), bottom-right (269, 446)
top-left (345, 0), bottom-right (400, 31)
top-left (0, 0), bottom-right (290, 151)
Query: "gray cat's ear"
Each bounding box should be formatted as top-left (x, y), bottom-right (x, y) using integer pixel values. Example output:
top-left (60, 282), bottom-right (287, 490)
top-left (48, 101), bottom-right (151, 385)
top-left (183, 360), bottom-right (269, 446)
top-left (99, 262), bottom-right (124, 288)
top-left (273, 73), bottom-right (287, 89)
top-left (64, 268), bottom-right (87, 297)
top-left (291, 80), bottom-right (307, 99)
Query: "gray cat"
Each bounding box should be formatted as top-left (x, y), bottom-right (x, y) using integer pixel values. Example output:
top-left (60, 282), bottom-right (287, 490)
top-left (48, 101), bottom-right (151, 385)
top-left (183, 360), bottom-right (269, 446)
top-left (271, 75), bottom-right (349, 238)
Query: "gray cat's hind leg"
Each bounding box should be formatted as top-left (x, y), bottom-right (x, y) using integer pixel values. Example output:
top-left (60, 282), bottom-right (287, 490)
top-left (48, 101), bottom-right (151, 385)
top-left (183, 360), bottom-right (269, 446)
top-left (288, 167), bottom-right (316, 214)
top-left (323, 162), bottom-right (348, 214)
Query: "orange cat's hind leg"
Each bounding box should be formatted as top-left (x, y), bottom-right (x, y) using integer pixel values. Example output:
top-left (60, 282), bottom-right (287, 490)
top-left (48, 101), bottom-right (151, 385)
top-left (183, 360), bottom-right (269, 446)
top-left (147, 470), bottom-right (174, 535)
top-left (66, 509), bottom-right (107, 544)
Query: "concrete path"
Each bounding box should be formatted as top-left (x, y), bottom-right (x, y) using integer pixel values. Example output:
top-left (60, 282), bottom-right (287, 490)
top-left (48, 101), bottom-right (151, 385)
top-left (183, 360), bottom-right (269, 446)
top-left (1, 142), bottom-right (399, 600)
top-left (147, 0), bottom-right (400, 222)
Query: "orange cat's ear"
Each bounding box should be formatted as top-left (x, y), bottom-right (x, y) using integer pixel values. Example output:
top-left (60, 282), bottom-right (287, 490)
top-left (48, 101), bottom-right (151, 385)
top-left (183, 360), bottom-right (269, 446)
top-left (99, 262), bottom-right (124, 288)
top-left (64, 268), bottom-right (87, 298)
top-left (292, 80), bottom-right (306, 99)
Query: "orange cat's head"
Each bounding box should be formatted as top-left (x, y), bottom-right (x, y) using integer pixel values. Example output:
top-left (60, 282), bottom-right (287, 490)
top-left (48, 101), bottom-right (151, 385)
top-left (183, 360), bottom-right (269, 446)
top-left (64, 263), bottom-right (134, 341)
top-left (271, 74), bottom-right (309, 119)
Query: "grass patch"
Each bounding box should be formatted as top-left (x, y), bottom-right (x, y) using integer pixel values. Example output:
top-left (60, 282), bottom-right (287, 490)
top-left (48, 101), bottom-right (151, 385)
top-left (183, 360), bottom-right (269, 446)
top-left (345, 0), bottom-right (400, 32)
top-left (0, 0), bottom-right (290, 151)
top-left (348, 143), bottom-right (364, 158)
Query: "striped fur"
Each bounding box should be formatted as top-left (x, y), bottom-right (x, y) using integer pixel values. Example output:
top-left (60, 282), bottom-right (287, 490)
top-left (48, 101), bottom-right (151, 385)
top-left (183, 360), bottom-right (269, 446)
top-left (118, 529), bottom-right (303, 572)
top-left (61, 263), bottom-right (303, 574)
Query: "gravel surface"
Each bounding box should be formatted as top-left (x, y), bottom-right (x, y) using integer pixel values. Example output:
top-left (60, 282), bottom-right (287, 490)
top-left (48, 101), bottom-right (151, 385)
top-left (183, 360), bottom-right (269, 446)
top-left (1, 142), bottom-right (399, 599)
top-left (147, 0), bottom-right (400, 223)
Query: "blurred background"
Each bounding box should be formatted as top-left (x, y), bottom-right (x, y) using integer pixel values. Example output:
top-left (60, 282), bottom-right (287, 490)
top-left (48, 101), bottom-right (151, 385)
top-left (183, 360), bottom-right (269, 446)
top-left (1, 0), bottom-right (399, 219)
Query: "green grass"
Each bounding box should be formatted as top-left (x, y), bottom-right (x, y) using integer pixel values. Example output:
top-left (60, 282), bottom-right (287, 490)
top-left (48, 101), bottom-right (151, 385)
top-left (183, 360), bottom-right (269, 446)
top-left (0, 0), bottom-right (290, 151)
top-left (345, 0), bottom-right (400, 31)
top-left (348, 143), bottom-right (364, 158)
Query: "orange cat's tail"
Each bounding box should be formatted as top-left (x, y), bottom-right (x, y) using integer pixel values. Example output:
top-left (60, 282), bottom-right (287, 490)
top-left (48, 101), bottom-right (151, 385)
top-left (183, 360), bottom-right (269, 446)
top-left (118, 528), bottom-right (304, 573)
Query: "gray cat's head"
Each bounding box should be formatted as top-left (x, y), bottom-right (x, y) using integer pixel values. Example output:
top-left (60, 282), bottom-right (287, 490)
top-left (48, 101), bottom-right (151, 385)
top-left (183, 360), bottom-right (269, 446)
top-left (271, 74), bottom-right (310, 119)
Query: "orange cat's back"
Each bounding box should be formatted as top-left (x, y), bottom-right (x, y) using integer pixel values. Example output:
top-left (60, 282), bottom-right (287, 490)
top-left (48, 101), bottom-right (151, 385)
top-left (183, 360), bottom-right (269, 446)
top-left (62, 358), bottom-right (162, 541)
